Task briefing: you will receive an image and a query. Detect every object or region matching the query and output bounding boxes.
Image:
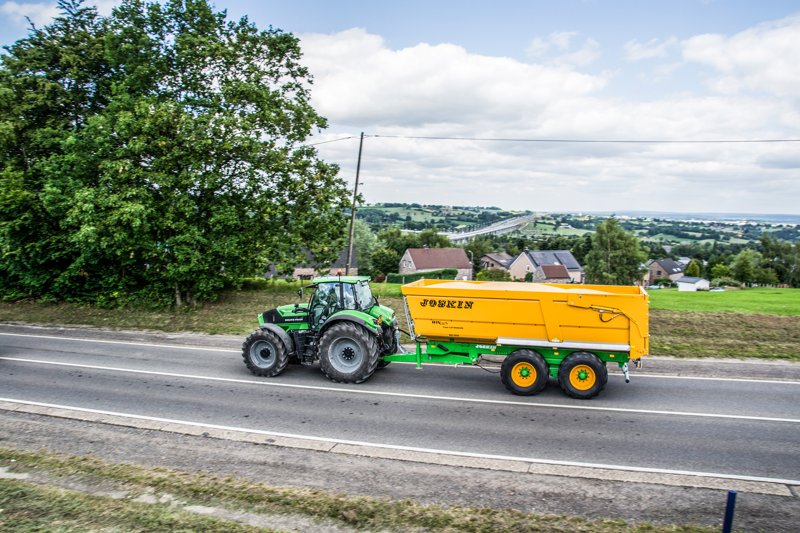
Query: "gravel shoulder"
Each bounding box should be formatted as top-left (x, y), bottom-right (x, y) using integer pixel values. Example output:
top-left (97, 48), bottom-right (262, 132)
top-left (1, 410), bottom-right (798, 532)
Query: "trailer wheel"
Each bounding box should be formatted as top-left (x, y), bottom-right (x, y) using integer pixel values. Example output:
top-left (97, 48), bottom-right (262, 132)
top-left (319, 322), bottom-right (380, 384)
top-left (242, 329), bottom-right (289, 377)
top-left (558, 351), bottom-right (607, 399)
top-left (501, 350), bottom-right (549, 396)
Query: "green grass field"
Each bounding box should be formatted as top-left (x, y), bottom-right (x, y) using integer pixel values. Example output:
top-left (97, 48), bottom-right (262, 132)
top-left (648, 287), bottom-right (800, 316)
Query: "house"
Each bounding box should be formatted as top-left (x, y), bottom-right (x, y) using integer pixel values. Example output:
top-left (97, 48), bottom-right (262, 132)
top-left (479, 252), bottom-right (514, 271)
top-left (508, 250), bottom-right (584, 283)
top-left (291, 248), bottom-right (357, 280)
top-left (648, 259), bottom-right (684, 284)
top-left (676, 276), bottom-right (710, 292)
top-left (399, 248), bottom-right (473, 280)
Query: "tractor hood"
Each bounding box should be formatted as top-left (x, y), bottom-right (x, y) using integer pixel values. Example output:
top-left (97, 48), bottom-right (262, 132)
top-left (369, 303), bottom-right (396, 326)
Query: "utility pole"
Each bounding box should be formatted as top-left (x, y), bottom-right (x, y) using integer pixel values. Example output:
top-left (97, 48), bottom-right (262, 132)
top-left (345, 132), bottom-right (364, 275)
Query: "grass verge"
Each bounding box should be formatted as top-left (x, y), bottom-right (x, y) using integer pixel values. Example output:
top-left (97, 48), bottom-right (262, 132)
top-left (0, 447), bottom-right (715, 533)
top-left (1, 286), bottom-right (798, 360)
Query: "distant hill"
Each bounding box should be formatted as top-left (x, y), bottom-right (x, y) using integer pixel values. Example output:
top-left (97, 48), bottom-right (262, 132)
top-left (356, 204), bottom-right (800, 245)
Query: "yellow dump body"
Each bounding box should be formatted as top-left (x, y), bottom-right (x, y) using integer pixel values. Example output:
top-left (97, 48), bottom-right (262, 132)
top-left (401, 280), bottom-right (649, 360)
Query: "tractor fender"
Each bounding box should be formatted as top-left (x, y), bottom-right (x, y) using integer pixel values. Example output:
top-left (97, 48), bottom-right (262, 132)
top-left (259, 323), bottom-right (296, 354)
top-left (321, 314), bottom-right (380, 337)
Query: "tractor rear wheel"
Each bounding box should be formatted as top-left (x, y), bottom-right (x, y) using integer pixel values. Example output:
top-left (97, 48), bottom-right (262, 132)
top-left (501, 350), bottom-right (549, 395)
top-left (242, 329), bottom-right (289, 377)
top-left (558, 351), bottom-right (607, 399)
top-left (319, 322), bottom-right (380, 383)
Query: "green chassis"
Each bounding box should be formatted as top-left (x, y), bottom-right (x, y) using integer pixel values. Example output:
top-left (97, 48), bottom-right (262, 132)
top-left (383, 339), bottom-right (632, 378)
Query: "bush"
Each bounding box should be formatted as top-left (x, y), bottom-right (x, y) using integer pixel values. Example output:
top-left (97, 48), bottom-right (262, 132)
top-left (712, 277), bottom-right (741, 288)
top-left (476, 268), bottom-right (512, 281)
top-left (386, 269), bottom-right (458, 284)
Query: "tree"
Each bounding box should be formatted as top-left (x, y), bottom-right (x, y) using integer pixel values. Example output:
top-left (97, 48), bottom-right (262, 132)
top-left (371, 247), bottom-right (400, 276)
top-left (463, 237), bottom-right (494, 273)
top-left (418, 228), bottom-right (451, 249)
top-left (710, 263), bottom-right (732, 280)
top-left (0, 0), bottom-right (349, 306)
top-left (350, 220), bottom-right (378, 276)
top-left (0, 0), bottom-right (111, 300)
top-left (377, 227), bottom-right (419, 257)
top-left (731, 249), bottom-right (762, 286)
top-left (584, 219), bottom-right (647, 285)
top-left (685, 260), bottom-right (701, 278)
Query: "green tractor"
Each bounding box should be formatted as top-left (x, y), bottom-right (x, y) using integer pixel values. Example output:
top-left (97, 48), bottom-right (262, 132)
top-left (242, 276), bottom-right (400, 383)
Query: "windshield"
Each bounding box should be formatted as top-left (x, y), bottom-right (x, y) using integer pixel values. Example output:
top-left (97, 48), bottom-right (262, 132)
top-left (354, 280), bottom-right (374, 309)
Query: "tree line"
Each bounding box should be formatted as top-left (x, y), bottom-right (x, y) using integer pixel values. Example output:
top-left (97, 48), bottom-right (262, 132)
top-left (0, 0), bottom-right (349, 307)
top-left (353, 216), bottom-right (799, 288)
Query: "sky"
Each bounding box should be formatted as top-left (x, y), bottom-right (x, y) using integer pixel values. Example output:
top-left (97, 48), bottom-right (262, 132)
top-left (2, 1), bottom-right (800, 215)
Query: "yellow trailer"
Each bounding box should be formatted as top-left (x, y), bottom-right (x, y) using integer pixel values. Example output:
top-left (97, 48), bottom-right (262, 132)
top-left (389, 279), bottom-right (649, 399)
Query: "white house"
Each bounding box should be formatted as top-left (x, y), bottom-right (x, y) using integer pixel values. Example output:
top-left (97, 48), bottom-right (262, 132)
top-left (676, 276), bottom-right (710, 292)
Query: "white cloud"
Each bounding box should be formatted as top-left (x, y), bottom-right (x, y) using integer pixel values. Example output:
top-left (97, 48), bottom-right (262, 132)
top-left (624, 37), bottom-right (679, 61)
top-left (0, 1), bottom-right (59, 27)
top-left (526, 31), bottom-right (600, 66)
top-left (1, 0), bottom-right (119, 28)
top-left (299, 25), bottom-right (800, 214)
top-left (302, 28), bottom-right (607, 129)
top-left (682, 14), bottom-right (800, 96)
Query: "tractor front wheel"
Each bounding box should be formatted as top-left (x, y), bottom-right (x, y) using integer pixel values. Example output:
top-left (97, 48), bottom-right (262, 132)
top-left (558, 351), bottom-right (607, 399)
top-left (242, 329), bottom-right (289, 377)
top-left (319, 322), bottom-right (380, 384)
top-left (501, 350), bottom-right (549, 395)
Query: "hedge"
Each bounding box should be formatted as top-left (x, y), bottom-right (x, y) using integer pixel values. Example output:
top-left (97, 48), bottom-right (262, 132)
top-left (386, 269), bottom-right (459, 284)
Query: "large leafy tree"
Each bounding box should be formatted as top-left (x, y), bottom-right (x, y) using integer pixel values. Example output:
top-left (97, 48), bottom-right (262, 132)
top-left (1, 0), bottom-right (349, 305)
top-left (0, 0), bottom-right (110, 299)
top-left (584, 218), bottom-right (647, 285)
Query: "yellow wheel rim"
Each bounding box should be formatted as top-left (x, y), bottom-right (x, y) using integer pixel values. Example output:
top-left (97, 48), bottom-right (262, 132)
top-left (569, 364), bottom-right (596, 391)
top-left (511, 362), bottom-right (536, 388)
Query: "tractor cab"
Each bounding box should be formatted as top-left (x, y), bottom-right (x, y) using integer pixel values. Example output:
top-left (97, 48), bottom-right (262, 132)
top-left (305, 276), bottom-right (376, 329)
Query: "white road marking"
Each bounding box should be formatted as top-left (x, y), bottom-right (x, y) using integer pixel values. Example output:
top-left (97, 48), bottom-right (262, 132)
top-left (610, 373), bottom-right (800, 385)
top-left (1, 397), bottom-right (798, 487)
top-left (0, 331), bottom-right (238, 353)
top-left (2, 330), bottom-right (799, 385)
top-left (3, 356), bottom-right (799, 424)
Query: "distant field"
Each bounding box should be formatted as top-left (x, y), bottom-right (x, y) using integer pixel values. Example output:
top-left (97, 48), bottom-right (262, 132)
top-left (647, 287), bottom-right (800, 316)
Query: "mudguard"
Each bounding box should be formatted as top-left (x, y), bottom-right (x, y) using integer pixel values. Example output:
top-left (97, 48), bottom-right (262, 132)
top-left (259, 323), bottom-right (296, 354)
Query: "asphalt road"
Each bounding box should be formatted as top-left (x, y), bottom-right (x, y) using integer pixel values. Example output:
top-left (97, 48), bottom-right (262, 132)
top-left (2, 324), bottom-right (798, 486)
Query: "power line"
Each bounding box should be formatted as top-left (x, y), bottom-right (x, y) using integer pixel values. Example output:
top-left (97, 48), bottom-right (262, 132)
top-left (371, 134), bottom-right (800, 144)
top-left (302, 135), bottom-right (359, 147)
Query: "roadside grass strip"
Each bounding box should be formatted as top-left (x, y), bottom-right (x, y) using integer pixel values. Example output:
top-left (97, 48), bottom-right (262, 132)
top-left (0, 448), bottom-right (717, 533)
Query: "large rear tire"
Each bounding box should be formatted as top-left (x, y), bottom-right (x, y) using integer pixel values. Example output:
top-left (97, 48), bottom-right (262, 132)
top-left (242, 329), bottom-right (289, 377)
top-left (501, 350), bottom-right (549, 396)
top-left (558, 351), bottom-right (607, 399)
top-left (319, 322), bottom-right (380, 384)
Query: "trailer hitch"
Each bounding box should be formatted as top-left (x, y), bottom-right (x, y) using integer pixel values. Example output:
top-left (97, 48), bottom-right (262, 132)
top-left (622, 362), bottom-right (631, 383)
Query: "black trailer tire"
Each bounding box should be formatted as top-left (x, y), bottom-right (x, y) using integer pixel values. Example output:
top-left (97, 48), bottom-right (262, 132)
top-left (501, 350), bottom-right (549, 396)
top-left (319, 322), bottom-right (380, 383)
top-left (558, 351), bottom-right (607, 399)
top-left (242, 329), bottom-right (289, 377)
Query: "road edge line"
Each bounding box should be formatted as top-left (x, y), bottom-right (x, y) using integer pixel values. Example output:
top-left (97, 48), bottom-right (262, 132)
top-left (0, 399), bottom-right (795, 497)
